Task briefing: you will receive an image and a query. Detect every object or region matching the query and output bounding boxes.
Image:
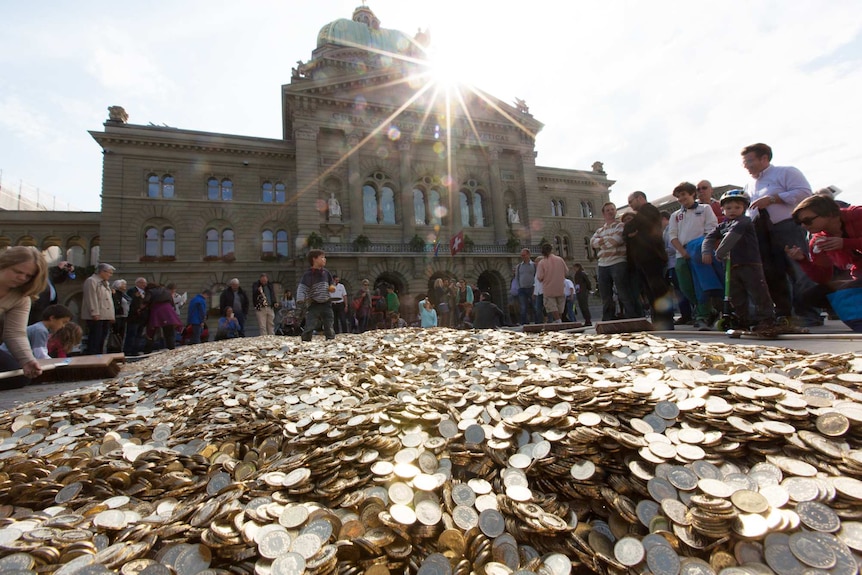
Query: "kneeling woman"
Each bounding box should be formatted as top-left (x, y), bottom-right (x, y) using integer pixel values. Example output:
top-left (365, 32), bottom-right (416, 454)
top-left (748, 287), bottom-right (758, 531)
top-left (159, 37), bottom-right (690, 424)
top-left (786, 195), bottom-right (862, 329)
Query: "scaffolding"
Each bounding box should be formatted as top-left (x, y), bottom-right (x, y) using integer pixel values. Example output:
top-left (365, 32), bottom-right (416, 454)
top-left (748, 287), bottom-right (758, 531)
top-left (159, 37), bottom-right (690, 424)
top-left (0, 171), bottom-right (81, 211)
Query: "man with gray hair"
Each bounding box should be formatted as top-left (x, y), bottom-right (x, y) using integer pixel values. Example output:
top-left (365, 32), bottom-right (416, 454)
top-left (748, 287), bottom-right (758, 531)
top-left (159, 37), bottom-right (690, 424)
top-left (81, 263), bottom-right (116, 354)
top-left (219, 278), bottom-right (249, 337)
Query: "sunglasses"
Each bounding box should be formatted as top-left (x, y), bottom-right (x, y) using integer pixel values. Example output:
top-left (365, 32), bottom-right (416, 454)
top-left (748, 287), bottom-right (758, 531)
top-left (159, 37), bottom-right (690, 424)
top-left (796, 215), bottom-right (820, 226)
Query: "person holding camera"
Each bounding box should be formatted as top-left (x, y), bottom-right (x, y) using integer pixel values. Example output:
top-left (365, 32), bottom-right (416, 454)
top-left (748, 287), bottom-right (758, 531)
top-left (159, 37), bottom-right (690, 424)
top-left (28, 260), bottom-right (75, 325)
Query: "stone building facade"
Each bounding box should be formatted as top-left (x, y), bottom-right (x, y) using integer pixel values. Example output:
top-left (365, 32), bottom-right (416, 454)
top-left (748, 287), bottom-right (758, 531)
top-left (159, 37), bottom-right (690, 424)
top-left (1, 6), bottom-right (612, 328)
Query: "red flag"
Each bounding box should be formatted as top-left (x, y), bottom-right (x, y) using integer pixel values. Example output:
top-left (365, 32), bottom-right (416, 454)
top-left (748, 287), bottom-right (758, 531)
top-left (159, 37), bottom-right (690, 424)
top-left (450, 230), bottom-right (464, 256)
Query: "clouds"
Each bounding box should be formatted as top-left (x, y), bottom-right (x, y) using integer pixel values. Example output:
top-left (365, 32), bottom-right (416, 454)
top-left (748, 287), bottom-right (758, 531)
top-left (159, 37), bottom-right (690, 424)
top-left (2, 0), bottom-right (861, 212)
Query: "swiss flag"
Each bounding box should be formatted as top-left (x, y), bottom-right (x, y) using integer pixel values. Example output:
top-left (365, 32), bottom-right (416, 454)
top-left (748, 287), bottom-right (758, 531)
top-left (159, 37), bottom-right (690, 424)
top-left (450, 230), bottom-right (464, 256)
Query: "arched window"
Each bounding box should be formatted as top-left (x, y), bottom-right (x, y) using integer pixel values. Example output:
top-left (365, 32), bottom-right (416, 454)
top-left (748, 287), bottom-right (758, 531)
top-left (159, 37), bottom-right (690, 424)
top-left (208, 178), bottom-right (233, 201)
top-left (362, 172), bottom-right (397, 224)
top-left (276, 230), bottom-right (288, 257)
top-left (558, 200), bottom-right (566, 217)
top-left (163, 228), bottom-right (175, 256)
top-left (460, 192), bottom-right (470, 227)
top-left (222, 229), bottom-right (235, 256)
top-left (580, 201), bottom-right (594, 218)
top-left (413, 189), bottom-right (427, 225)
top-left (148, 175), bottom-right (160, 198)
top-left (144, 226), bottom-right (176, 257)
top-left (429, 189), bottom-right (443, 225)
top-left (66, 246), bottom-right (86, 267)
top-left (206, 229), bottom-right (220, 256)
top-left (551, 200), bottom-right (558, 217)
top-left (474, 193), bottom-right (485, 227)
top-left (205, 228), bottom-right (233, 257)
top-left (381, 186), bottom-right (395, 224)
top-left (262, 182), bottom-right (274, 203)
top-left (147, 174), bottom-right (175, 199)
top-left (554, 235), bottom-right (569, 258)
top-left (145, 227), bottom-right (159, 256)
top-left (460, 179), bottom-right (486, 227)
top-left (275, 182), bottom-right (286, 203)
top-left (262, 229), bottom-right (290, 258)
top-left (363, 186), bottom-right (377, 224)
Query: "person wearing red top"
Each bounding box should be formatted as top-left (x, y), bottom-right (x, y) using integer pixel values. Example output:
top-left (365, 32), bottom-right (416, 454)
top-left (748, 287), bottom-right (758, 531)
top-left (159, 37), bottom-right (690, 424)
top-left (785, 195), bottom-right (862, 308)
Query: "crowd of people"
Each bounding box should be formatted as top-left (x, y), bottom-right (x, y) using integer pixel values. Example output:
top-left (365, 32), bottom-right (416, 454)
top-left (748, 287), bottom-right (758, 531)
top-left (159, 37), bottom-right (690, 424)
top-left (585, 143), bottom-right (861, 333)
top-left (1, 142), bottom-right (859, 383)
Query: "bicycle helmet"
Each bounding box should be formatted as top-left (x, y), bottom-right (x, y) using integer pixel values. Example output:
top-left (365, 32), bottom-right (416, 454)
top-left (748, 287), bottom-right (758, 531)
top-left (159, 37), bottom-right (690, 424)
top-left (719, 189), bottom-right (750, 208)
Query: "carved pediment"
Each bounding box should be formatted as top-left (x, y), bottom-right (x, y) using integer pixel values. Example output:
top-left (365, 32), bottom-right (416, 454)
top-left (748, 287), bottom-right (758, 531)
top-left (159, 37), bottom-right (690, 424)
top-left (285, 67), bottom-right (541, 137)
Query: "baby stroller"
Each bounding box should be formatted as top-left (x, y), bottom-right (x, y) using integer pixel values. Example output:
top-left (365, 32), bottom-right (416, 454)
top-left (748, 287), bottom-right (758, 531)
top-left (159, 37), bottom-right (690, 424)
top-left (275, 308), bottom-right (302, 336)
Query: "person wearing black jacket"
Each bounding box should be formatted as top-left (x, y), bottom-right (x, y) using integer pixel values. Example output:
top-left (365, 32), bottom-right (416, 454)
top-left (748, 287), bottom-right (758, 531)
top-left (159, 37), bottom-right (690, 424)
top-left (28, 261), bottom-right (75, 325)
top-left (572, 263), bottom-right (593, 326)
top-left (219, 278), bottom-right (250, 337)
top-left (625, 191), bottom-right (674, 330)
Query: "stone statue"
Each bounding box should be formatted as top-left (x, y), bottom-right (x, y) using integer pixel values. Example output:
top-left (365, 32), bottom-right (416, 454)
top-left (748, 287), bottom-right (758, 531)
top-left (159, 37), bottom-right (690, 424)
top-left (108, 106), bottom-right (128, 123)
top-left (592, 161), bottom-right (605, 174)
top-left (328, 193), bottom-right (342, 218)
top-left (507, 204), bottom-right (520, 224)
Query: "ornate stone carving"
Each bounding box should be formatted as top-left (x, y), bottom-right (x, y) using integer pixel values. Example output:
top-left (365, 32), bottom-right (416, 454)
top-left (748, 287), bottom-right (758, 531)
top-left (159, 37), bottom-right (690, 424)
top-left (295, 126), bottom-right (319, 141)
top-left (107, 106), bottom-right (128, 123)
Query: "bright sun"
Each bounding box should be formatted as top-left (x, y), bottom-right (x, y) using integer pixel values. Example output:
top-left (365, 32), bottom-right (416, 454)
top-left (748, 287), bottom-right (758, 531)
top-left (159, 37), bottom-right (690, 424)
top-left (425, 43), bottom-right (473, 91)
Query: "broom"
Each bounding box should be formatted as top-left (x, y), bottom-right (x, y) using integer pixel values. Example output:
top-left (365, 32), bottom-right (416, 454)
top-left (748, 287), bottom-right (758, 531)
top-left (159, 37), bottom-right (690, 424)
top-left (0, 353), bottom-right (125, 384)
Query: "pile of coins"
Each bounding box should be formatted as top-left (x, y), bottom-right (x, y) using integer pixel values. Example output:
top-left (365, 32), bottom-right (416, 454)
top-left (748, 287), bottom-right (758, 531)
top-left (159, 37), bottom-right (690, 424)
top-left (0, 329), bottom-right (860, 575)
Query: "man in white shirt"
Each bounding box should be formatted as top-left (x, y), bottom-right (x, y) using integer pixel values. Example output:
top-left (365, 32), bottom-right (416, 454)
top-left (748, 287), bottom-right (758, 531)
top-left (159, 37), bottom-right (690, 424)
top-left (668, 182), bottom-right (719, 330)
top-left (563, 275), bottom-right (576, 323)
top-left (741, 143), bottom-right (820, 326)
top-left (330, 275), bottom-right (349, 334)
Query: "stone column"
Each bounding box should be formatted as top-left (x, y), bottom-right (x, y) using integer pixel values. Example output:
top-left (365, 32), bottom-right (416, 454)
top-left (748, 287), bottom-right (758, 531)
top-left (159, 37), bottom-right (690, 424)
top-left (295, 125), bottom-right (320, 236)
top-left (488, 147), bottom-right (507, 243)
top-left (347, 134), bottom-right (362, 239)
top-left (399, 140), bottom-right (415, 241)
top-left (519, 150), bottom-right (539, 244)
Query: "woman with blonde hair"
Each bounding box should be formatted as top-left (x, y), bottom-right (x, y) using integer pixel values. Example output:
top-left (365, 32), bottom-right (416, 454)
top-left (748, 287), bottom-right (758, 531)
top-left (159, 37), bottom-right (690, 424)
top-left (0, 246), bottom-right (48, 387)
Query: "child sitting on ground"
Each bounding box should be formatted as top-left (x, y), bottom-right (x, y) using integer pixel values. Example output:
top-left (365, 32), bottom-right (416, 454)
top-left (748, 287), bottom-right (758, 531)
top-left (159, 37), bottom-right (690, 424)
top-left (47, 322), bottom-right (83, 358)
top-left (703, 190), bottom-right (776, 333)
top-left (388, 312), bottom-right (408, 329)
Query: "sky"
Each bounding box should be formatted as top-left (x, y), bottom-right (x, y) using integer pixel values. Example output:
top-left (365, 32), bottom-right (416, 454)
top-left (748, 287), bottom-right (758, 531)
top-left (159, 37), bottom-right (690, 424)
top-left (2, 0), bottom-right (862, 213)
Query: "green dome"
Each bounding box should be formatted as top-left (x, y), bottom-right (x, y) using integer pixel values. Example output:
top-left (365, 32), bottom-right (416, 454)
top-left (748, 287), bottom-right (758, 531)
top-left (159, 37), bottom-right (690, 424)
top-left (317, 6), bottom-right (416, 57)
